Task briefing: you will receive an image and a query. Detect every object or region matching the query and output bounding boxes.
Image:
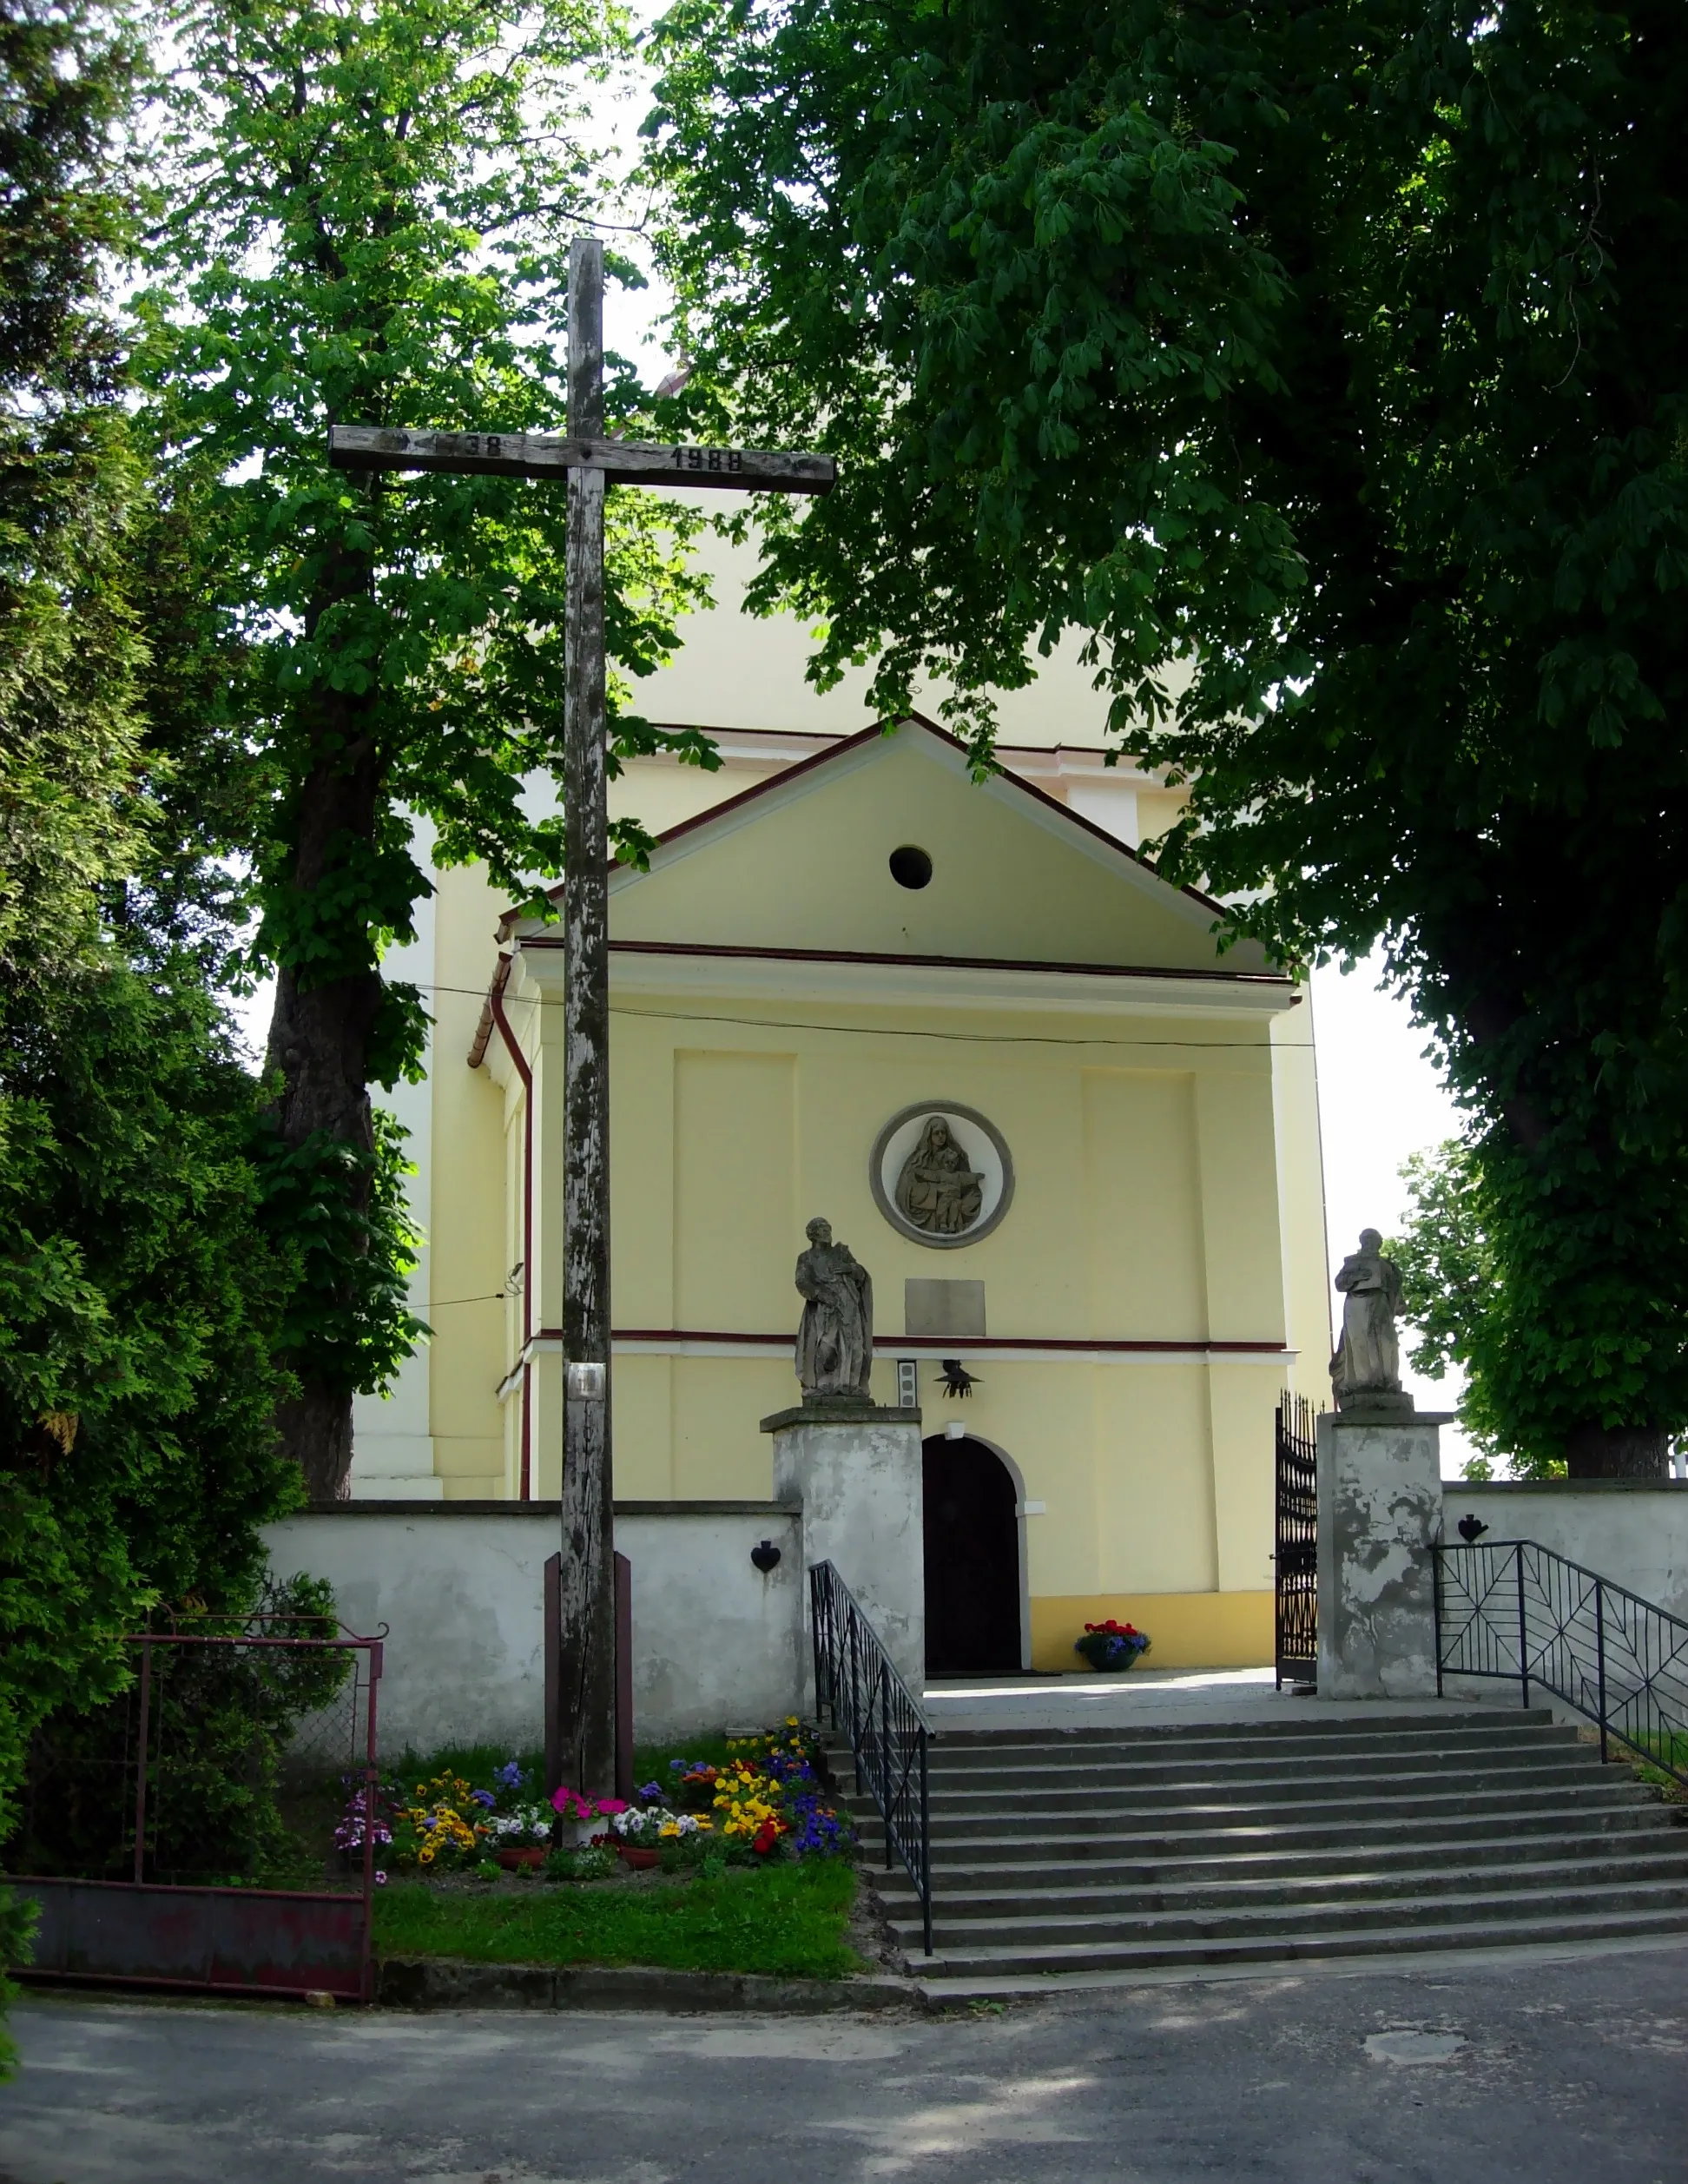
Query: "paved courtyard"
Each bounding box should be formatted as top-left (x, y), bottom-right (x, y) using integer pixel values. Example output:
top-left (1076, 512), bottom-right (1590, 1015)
top-left (3, 1940), bottom-right (1685, 2183)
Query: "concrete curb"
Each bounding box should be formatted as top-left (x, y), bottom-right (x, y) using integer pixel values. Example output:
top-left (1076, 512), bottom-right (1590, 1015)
top-left (374, 1956), bottom-right (918, 2015)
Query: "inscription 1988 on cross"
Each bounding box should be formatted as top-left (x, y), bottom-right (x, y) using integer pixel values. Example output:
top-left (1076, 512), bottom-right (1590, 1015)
top-left (327, 237), bottom-right (834, 1798)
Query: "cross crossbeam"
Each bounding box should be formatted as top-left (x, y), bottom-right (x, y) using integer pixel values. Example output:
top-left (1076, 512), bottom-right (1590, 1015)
top-left (328, 423), bottom-right (835, 496)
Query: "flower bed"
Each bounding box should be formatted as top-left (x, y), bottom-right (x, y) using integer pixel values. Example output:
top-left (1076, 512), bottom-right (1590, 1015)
top-left (358, 1723), bottom-right (861, 1979)
top-left (335, 1722), bottom-right (852, 1885)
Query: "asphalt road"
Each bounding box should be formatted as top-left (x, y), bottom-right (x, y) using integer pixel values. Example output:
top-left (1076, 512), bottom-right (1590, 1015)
top-left (3, 1943), bottom-right (1686, 2184)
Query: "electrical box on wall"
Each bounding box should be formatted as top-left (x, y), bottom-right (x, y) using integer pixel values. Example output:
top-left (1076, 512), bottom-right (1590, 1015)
top-left (896, 1358), bottom-right (919, 1409)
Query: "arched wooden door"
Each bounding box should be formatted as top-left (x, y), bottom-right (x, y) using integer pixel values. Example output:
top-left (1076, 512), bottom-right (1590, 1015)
top-left (922, 1435), bottom-right (1022, 1673)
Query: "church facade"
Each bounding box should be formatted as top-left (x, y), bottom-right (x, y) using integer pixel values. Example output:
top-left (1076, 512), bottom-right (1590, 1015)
top-left (351, 550), bottom-right (1332, 1673)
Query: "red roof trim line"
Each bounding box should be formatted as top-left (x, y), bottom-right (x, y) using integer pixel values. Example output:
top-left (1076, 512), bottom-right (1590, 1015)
top-left (528, 1327), bottom-right (1287, 1354)
top-left (513, 936), bottom-right (1294, 990)
top-left (466, 950), bottom-right (512, 1068)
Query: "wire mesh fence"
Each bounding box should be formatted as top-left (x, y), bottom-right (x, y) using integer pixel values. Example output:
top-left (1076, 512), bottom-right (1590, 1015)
top-left (11, 1613), bottom-right (380, 1889)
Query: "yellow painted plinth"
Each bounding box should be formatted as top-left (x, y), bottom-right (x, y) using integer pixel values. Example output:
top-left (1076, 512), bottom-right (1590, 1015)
top-left (1029, 1591), bottom-right (1274, 1672)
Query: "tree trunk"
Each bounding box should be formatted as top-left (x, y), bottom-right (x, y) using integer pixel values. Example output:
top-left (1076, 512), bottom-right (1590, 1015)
top-left (276, 1382), bottom-right (355, 1503)
top-left (1564, 1422), bottom-right (1669, 1480)
top-left (263, 707), bottom-right (383, 1502)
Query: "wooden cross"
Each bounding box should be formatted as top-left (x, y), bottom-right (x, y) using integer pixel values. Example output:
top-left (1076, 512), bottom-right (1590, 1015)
top-left (329, 238), bottom-right (835, 1793)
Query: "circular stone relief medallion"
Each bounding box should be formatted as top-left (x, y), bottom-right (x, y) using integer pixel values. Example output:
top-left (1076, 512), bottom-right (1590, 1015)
top-left (870, 1101), bottom-right (1014, 1250)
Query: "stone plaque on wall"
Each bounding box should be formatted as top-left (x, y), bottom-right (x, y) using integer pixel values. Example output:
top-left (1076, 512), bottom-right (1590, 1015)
top-left (905, 1279), bottom-right (986, 1339)
top-left (870, 1101), bottom-right (1014, 1249)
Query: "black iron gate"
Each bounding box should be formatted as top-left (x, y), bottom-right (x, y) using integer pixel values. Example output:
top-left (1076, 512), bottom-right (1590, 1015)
top-left (1275, 1392), bottom-right (1318, 1688)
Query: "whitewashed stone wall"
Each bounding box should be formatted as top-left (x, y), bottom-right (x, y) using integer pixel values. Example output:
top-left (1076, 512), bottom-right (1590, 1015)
top-left (264, 1501), bottom-right (806, 1758)
top-left (1441, 1480), bottom-right (1688, 1622)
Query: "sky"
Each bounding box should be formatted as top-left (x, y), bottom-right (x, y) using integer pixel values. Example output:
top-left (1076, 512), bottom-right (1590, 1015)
top-left (1311, 954), bottom-right (1475, 1472)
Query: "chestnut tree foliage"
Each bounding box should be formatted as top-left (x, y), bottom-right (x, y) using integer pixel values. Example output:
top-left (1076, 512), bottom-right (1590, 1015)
top-left (647, 0), bottom-right (1688, 1474)
top-left (138, 0), bottom-right (715, 1496)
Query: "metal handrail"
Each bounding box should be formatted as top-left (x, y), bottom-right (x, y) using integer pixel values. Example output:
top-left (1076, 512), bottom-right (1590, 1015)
top-left (808, 1560), bottom-right (933, 1955)
top-left (1435, 1538), bottom-right (1688, 1785)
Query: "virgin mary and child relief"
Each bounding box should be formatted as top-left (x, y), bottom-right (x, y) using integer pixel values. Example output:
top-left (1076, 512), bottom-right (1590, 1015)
top-left (894, 1117), bottom-right (986, 1237)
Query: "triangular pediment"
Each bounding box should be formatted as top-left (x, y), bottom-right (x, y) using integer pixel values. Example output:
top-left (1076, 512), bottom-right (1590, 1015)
top-left (525, 716), bottom-right (1273, 976)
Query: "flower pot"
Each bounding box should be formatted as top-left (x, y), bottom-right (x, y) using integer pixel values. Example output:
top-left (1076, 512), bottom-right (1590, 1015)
top-left (616, 1844), bottom-right (661, 1871)
top-left (495, 1847), bottom-right (546, 1871)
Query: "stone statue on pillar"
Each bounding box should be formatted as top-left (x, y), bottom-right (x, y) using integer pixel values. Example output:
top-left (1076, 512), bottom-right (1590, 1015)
top-left (795, 1218), bottom-right (874, 1402)
top-left (1330, 1228), bottom-right (1405, 1409)
top-left (767, 1224), bottom-right (919, 1687)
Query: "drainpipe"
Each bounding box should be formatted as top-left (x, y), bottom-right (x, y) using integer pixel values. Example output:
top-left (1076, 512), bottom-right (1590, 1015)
top-left (488, 957), bottom-right (535, 1501)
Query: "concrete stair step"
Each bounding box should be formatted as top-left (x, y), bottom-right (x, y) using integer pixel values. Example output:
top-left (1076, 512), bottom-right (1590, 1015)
top-left (889, 1872), bottom-right (1688, 1950)
top-left (911, 1759), bottom-right (1609, 1811)
top-left (923, 1749), bottom-right (1592, 1794)
top-left (920, 1723), bottom-right (1579, 1775)
top-left (854, 1796), bottom-right (1665, 1864)
top-left (873, 1847), bottom-right (1688, 1927)
top-left (870, 1819), bottom-right (1688, 1898)
top-left (918, 1709), bottom-right (1557, 1752)
top-left (912, 1897), bottom-right (1688, 1980)
top-left (854, 1779), bottom-right (1649, 1843)
top-left (836, 1711), bottom-right (1683, 1980)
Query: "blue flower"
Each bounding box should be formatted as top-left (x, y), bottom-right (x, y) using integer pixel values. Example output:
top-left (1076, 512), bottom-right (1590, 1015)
top-left (471, 1789), bottom-right (497, 1808)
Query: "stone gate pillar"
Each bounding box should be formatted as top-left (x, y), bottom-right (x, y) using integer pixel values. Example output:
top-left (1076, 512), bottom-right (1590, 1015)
top-left (762, 1401), bottom-right (925, 1692)
top-left (1316, 1397), bottom-right (1451, 1699)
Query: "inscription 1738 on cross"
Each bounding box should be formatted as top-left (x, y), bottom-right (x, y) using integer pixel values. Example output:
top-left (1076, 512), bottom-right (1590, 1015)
top-left (328, 236), bottom-right (835, 1797)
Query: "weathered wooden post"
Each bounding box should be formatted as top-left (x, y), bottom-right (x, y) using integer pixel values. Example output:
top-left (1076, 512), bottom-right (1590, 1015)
top-left (328, 249), bottom-right (836, 1792)
top-left (557, 236), bottom-right (617, 1794)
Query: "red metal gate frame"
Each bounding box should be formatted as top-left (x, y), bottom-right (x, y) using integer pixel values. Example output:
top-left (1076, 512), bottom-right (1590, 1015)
top-left (10, 1622), bottom-right (384, 2003)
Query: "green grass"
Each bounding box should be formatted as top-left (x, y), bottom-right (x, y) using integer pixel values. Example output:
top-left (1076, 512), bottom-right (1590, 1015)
top-left (374, 1860), bottom-right (861, 1980)
top-left (388, 1742), bottom-right (546, 1790)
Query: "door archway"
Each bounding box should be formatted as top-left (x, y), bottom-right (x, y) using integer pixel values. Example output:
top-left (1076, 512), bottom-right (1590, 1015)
top-left (922, 1435), bottom-right (1022, 1673)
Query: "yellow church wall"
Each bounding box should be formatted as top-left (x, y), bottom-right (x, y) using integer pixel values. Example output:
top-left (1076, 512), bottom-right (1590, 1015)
top-left (1134, 788), bottom-right (1189, 847)
top-left (626, 516), bottom-right (1193, 749)
top-left (610, 753), bottom-right (792, 839)
top-left (426, 861), bottom-right (511, 1496)
top-left (1272, 998), bottom-right (1335, 1403)
top-left (610, 1352), bottom-right (672, 1496)
top-left (593, 993), bottom-right (1291, 1347)
top-left (443, 947), bottom-right (1304, 1671)
top-left (1029, 1591), bottom-right (1274, 1672)
top-left (672, 1049), bottom-right (798, 1330)
top-left (1080, 1071), bottom-right (1207, 1340)
top-left (561, 977), bottom-right (1299, 1662)
top-left (669, 1356), bottom-right (795, 1500)
top-left (1194, 1071), bottom-right (1287, 1346)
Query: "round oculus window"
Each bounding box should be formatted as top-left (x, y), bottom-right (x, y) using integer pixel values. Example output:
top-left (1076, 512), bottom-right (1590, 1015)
top-left (888, 844), bottom-right (933, 890)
